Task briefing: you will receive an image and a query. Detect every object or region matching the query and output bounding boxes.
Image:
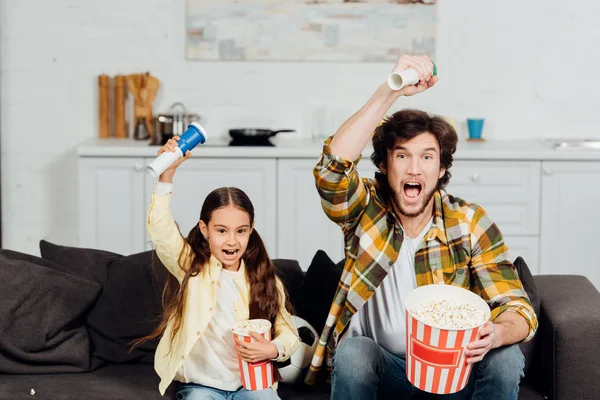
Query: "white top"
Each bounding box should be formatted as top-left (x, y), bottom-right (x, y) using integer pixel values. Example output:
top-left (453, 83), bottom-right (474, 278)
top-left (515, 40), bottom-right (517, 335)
top-left (176, 267), bottom-right (243, 390)
top-left (345, 218), bottom-right (433, 356)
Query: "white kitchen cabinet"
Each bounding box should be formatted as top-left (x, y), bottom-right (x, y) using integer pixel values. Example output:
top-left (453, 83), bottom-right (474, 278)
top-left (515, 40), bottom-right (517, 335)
top-left (143, 158), bottom-right (277, 256)
top-left (79, 157), bottom-right (147, 255)
top-left (277, 159), bottom-right (345, 269)
top-left (540, 161), bottom-right (600, 289)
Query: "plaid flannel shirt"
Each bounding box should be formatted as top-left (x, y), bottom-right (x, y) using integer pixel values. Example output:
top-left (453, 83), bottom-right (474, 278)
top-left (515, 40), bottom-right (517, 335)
top-left (305, 137), bottom-right (538, 385)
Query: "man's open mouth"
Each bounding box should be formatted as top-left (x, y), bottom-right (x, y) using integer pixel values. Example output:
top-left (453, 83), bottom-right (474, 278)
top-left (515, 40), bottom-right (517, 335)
top-left (403, 182), bottom-right (422, 199)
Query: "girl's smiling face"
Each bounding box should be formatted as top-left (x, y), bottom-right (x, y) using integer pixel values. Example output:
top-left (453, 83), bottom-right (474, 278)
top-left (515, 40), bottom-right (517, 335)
top-left (199, 205), bottom-right (253, 270)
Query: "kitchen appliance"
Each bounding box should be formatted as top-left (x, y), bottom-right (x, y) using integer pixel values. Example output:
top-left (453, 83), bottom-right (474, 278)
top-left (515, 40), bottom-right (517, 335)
top-left (153, 102), bottom-right (201, 145)
top-left (228, 128), bottom-right (295, 146)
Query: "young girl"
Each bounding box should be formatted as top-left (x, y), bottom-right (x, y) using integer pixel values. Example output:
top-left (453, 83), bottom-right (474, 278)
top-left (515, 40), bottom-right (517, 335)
top-left (136, 137), bottom-right (299, 399)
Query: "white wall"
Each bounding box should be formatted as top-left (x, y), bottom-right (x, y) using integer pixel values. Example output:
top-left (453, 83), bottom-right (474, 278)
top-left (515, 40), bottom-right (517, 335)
top-left (1, 0), bottom-right (599, 254)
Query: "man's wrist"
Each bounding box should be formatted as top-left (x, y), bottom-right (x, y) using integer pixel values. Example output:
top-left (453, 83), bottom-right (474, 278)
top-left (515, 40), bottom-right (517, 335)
top-left (378, 81), bottom-right (403, 99)
top-left (492, 321), bottom-right (511, 348)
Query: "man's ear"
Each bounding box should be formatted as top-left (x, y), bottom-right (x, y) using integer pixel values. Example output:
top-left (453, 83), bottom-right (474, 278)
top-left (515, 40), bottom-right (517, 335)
top-left (199, 220), bottom-right (208, 238)
top-left (438, 168), bottom-right (446, 180)
top-left (380, 161), bottom-right (387, 175)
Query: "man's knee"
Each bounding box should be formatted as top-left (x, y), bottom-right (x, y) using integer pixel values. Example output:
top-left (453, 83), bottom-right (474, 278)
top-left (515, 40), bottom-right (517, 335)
top-left (333, 336), bottom-right (382, 377)
top-left (480, 344), bottom-right (525, 386)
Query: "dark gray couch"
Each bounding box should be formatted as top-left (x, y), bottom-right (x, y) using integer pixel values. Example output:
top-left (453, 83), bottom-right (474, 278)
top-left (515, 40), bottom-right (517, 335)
top-left (1, 243), bottom-right (599, 400)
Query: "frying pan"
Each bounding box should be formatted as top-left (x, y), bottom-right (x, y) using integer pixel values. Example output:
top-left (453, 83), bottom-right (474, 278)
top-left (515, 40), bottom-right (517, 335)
top-left (229, 128), bottom-right (295, 141)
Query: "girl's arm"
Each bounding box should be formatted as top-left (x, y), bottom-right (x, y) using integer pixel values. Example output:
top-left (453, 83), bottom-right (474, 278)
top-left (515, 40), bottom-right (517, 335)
top-left (147, 183), bottom-right (191, 283)
top-left (146, 137), bottom-right (193, 283)
top-left (271, 279), bottom-right (301, 362)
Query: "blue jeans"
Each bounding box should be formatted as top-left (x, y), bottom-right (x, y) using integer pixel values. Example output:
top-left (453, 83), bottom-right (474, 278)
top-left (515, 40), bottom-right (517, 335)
top-left (176, 383), bottom-right (280, 400)
top-left (331, 336), bottom-right (525, 400)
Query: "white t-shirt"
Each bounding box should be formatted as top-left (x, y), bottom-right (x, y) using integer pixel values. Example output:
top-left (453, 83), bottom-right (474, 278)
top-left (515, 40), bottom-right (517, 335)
top-left (345, 218), bottom-right (433, 356)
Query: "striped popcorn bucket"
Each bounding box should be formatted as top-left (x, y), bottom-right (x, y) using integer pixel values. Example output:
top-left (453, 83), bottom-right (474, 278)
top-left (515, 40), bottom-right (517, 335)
top-left (404, 285), bottom-right (491, 394)
top-left (232, 319), bottom-right (274, 391)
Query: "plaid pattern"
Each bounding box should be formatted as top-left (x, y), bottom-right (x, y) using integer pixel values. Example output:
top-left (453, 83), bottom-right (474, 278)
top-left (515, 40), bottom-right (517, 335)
top-left (305, 137), bottom-right (538, 385)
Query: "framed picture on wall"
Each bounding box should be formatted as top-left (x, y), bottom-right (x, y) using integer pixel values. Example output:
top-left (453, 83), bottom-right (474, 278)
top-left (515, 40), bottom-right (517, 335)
top-left (185, 0), bottom-right (436, 62)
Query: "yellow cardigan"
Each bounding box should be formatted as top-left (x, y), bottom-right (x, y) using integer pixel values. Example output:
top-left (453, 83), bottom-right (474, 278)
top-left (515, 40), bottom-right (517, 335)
top-left (147, 193), bottom-right (300, 395)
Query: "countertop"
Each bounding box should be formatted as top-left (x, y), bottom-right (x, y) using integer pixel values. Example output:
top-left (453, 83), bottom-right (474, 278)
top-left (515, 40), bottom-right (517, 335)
top-left (76, 136), bottom-right (600, 161)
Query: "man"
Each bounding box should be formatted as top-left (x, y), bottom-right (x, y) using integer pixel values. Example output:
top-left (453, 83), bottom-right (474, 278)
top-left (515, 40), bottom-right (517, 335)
top-left (306, 55), bottom-right (537, 400)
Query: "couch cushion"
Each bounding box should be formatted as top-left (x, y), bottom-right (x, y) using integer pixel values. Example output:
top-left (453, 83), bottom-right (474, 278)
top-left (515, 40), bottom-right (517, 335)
top-left (294, 250), bottom-right (343, 334)
top-left (513, 257), bottom-right (541, 380)
top-left (39, 241), bottom-right (167, 364)
top-left (0, 251), bottom-right (101, 374)
top-left (0, 364), bottom-right (177, 400)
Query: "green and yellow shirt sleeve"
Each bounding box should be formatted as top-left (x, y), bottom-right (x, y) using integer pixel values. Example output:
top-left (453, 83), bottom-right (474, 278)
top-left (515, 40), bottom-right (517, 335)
top-left (313, 137), bottom-right (369, 234)
top-left (468, 205), bottom-right (538, 341)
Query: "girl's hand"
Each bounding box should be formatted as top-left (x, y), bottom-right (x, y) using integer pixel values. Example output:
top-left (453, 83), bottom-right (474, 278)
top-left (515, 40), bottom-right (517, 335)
top-left (234, 332), bottom-right (278, 362)
top-left (157, 136), bottom-right (192, 182)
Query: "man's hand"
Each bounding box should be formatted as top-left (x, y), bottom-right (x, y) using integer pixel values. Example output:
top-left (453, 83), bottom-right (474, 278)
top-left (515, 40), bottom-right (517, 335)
top-left (465, 321), bottom-right (502, 364)
top-left (391, 54), bottom-right (438, 97)
top-left (234, 332), bottom-right (278, 363)
top-left (466, 312), bottom-right (529, 364)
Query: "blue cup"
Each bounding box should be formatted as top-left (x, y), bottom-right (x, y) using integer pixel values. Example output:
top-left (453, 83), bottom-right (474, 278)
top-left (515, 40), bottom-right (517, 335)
top-left (178, 122), bottom-right (207, 153)
top-left (467, 118), bottom-right (485, 139)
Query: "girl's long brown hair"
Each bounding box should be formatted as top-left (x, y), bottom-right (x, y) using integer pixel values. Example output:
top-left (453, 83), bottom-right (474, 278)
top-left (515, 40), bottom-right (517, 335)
top-left (132, 187), bottom-right (291, 373)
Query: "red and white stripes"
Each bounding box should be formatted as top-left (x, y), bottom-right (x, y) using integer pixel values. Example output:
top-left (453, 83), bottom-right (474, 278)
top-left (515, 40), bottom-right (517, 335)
top-left (233, 331), bottom-right (274, 391)
top-left (406, 310), bottom-right (481, 394)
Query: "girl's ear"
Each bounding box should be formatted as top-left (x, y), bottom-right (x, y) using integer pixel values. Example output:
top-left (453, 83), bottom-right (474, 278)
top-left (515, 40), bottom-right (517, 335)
top-left (199, 220), bottom-right (208, 239)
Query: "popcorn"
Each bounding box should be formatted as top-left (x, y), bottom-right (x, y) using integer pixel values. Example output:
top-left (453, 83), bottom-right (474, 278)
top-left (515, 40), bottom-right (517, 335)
top-left (232, 319), bottom-right (275, 391)
top-left (409, 299), bottom-right (486, 330)
top-left (232, 319), bottom-right (271, 336)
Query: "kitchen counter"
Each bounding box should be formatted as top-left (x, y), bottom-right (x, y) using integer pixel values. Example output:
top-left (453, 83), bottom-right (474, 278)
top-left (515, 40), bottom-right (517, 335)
top-left (76, 136), bottom-right (600, 161)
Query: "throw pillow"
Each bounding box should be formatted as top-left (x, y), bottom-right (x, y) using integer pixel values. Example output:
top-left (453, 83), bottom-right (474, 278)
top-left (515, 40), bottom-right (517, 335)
top-left (294, 250), bottom-right (344, 334)
top-left (513, 256), bottom-right (541, 380)
top-left (273, 258), bottom-right (305, 312)
top-left (39, 240), bottom-right (168, 364)
top-left (86, 250), bottom-right (168, 364)
top-left (40, 239), bottom-right (121, 286)
top-left (0, 252), bottom-right (101, 373)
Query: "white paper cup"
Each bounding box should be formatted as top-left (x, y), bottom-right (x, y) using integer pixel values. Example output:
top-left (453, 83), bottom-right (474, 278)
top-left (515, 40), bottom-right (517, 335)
top-left (387, 68), bottom-right (419, 90)
top-left (404, 285), bottom-right (491, 394)
top-left (232, 319), bottom-right (274, 391)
